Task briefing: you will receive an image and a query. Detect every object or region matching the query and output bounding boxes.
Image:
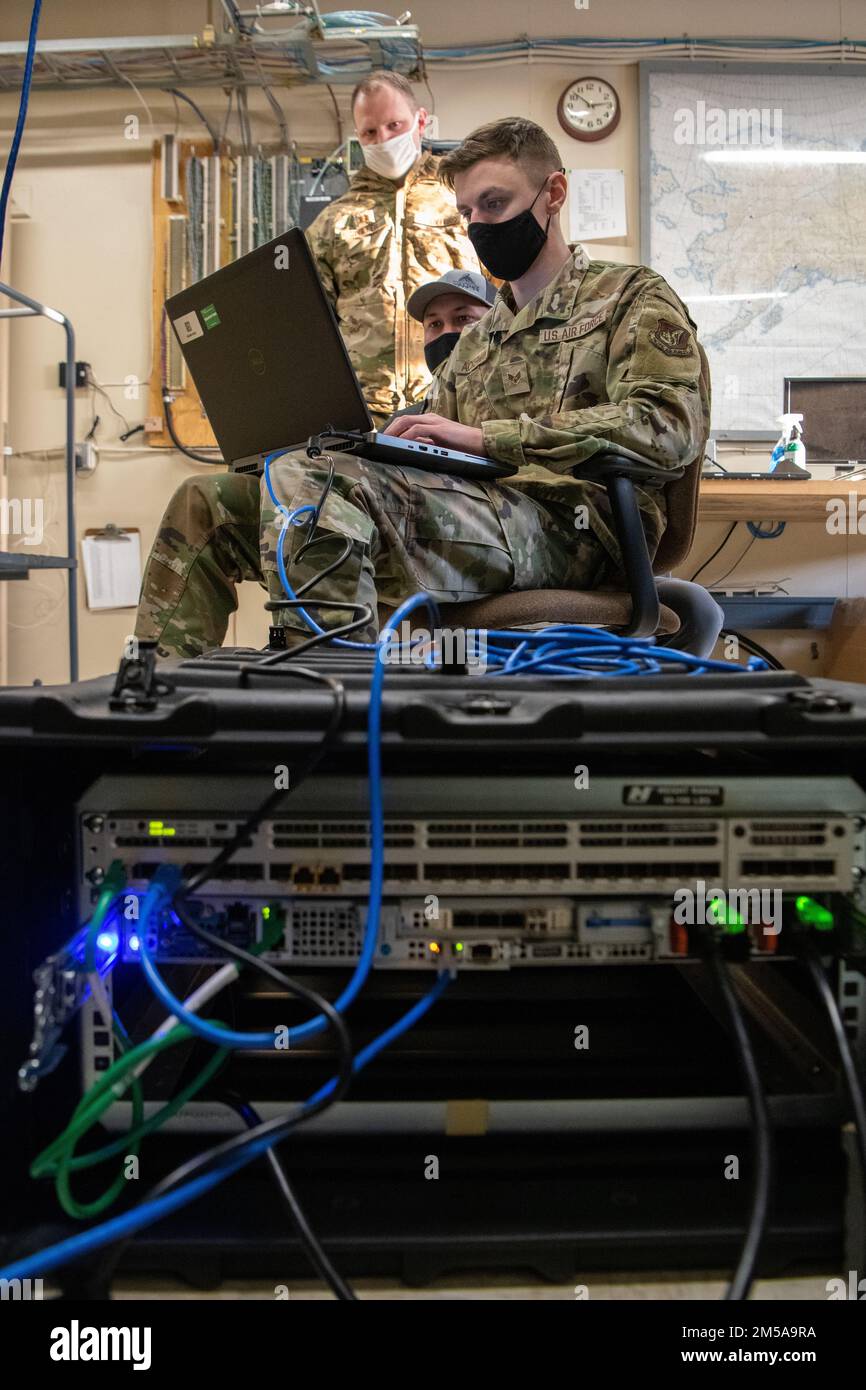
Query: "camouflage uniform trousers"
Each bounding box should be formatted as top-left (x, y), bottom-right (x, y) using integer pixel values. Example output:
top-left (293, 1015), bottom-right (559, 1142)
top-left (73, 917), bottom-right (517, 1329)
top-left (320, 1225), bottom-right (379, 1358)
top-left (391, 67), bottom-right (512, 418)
top-left (259, 448), bottom-right (619, 644)
top-left (135, 452), bottom-right (617, 658)
top-left (135, 409), bottom-right (394, 657)
top-left (134, 471), bottom-right (263, 658)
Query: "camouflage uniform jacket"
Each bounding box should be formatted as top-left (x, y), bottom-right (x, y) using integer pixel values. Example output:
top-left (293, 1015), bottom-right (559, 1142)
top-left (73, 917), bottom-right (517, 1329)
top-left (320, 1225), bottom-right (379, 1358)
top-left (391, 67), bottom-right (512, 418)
top-left (305, 152), bottom-right (481, 417)
top-left (426, 245), bottom-right (711, 569)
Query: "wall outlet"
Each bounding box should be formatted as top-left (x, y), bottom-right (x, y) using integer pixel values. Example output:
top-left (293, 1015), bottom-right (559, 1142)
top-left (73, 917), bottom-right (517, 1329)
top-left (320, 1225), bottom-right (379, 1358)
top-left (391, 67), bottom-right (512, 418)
top-left (74, 441), bottom-right (98, 473)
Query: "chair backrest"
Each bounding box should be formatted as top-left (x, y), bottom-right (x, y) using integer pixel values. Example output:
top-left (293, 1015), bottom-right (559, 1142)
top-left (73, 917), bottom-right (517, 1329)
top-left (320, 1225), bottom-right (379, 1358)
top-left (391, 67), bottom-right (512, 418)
top-left (652, 341), bottom-right (710, 574)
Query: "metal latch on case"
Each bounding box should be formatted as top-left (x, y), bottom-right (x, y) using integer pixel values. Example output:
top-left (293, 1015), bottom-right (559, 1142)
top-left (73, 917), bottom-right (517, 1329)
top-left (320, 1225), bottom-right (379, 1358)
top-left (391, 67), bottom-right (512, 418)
top-left (457, 696), bottom-right (513, 717)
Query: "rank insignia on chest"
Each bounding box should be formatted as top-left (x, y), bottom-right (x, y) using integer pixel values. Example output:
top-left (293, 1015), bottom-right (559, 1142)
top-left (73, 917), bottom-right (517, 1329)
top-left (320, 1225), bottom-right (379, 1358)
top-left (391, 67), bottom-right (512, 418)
top-left (502, 358), bottom-right (531, 394)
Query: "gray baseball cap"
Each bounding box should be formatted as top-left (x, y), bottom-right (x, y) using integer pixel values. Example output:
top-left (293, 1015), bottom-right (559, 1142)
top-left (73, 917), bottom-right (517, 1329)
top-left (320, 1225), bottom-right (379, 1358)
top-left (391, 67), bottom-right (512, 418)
top-left (407, 268), bottom-right (497, 322)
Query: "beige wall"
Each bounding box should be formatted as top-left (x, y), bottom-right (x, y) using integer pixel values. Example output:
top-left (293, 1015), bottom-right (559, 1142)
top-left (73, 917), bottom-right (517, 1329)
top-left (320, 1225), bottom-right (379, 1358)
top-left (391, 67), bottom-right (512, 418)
top-left (0, 1), bottom-right (861, 682)
top-left (2, 1), bottom-right (865, 45)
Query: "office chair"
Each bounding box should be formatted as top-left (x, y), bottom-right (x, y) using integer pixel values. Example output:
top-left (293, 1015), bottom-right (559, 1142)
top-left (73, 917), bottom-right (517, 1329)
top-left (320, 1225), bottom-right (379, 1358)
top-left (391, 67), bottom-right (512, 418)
top-left (424, 441), bottom-right (723, 659)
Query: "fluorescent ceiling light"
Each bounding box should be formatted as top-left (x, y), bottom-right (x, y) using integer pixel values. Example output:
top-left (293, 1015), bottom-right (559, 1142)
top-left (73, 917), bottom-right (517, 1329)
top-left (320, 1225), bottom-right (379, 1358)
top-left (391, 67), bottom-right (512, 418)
top-left (703, 149), bottom-right (866, 165)
top-left (687, 292), bottom-right (788, 302)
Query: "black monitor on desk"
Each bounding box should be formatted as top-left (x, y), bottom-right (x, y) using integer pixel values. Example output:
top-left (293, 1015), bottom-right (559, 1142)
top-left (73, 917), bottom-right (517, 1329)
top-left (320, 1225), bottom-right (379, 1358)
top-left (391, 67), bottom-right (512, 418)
top-left (784, 376), bottom-right (866, 463)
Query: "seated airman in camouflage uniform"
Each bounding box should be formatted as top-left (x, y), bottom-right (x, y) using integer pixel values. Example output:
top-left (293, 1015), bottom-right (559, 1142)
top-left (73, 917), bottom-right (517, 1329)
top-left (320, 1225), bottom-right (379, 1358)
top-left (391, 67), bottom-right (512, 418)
top-left (135, 272), bottom-right (494, 657)
top-left (257, 117), bottom-right (710, 646)
top-left (135, 70), bottom-right (483, 658)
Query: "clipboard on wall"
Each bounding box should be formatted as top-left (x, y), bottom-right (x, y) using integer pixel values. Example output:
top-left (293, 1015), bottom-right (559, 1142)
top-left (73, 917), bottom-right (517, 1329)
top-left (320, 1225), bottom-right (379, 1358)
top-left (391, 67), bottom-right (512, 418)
top-left (81, 524), bottom-right (142, 610)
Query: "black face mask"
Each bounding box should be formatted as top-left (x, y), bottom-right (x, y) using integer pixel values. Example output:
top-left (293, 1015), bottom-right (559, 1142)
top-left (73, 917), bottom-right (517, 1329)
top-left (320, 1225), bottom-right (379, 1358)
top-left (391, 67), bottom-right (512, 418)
top-left (467, 182), bottom-right (550, 282)
top-left (424, 330), bottom-right (461, 373)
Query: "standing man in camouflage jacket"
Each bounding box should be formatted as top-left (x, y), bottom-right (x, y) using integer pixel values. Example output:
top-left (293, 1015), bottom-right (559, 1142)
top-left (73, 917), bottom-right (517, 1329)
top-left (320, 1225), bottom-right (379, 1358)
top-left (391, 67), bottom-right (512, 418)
top-left (260, 117), bottom-right (710, 645)
top-left (307, 69), bottom-right (481, 422)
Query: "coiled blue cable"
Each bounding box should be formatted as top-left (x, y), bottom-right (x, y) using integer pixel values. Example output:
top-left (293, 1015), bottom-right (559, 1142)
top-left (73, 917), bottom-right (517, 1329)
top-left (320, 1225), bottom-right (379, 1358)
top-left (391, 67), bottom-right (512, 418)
top-left (746, 521), bottom-right (785, 540)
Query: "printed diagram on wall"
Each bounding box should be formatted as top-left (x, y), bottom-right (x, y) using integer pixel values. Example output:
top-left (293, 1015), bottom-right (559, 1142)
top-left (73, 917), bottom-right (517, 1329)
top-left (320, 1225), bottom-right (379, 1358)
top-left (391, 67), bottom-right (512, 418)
top-left (644, 68), bottom-right (866, 433)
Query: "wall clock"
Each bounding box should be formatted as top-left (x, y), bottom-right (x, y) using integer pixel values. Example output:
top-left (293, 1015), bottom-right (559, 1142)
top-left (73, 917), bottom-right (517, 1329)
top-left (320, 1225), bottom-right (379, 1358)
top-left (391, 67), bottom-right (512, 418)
top-left (557, 77), bottom-right (621, 142)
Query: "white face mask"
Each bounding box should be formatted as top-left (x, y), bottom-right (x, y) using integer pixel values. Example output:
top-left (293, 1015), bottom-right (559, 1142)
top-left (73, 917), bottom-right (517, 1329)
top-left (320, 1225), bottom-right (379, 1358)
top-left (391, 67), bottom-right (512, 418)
top-left (361, 113), bottom-right (420, 181)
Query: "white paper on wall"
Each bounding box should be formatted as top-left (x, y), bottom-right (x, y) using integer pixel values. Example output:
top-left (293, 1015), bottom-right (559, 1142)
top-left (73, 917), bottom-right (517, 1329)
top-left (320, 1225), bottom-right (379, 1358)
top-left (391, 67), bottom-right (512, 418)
top-left (568, 169), bottom-right (627, 240)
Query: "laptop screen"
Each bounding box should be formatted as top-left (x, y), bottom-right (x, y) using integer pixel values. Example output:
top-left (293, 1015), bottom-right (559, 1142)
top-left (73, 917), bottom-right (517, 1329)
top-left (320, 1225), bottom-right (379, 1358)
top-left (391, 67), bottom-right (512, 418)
top-left (166, 229), bottom-right (372, 462)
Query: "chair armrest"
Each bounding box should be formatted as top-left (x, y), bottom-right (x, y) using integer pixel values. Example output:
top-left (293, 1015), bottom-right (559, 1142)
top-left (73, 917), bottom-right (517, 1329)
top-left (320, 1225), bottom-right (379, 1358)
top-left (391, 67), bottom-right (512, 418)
top-left (577, 444), bottom-right (685, 488)
top-left (572, 444), bottom-right (684, 638)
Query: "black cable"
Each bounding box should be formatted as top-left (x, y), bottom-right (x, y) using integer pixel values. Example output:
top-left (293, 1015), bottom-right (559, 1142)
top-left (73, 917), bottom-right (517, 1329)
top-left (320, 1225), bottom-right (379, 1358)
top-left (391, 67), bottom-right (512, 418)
top-left (707, 534), bottom-right (759, 589)
top-left (237, 85), bottom-right (252, 156)
top-left (87, 369), bottom-right (133, 435)
top-left (224, 1094), bottom-right (357, 1300)
top-left (161, 389), bottom-right (225, 466)
top-left (721, 629), bottom-right (785, 672)
top-left (801, 942), bottom-right (866, 1180)
top-left (294, 446), bottom-right (337, 524)
top-left (173, 901), bottom-right (354, 1101)
top-left (89, 921), bottom-right (354, 1297)
top-left (221, 0), bottom-right (252, 37)
top-left (251, 61), bottom-right (290, 154)
top-left (262, 593), bottom-right (376, 661)
top-left (690, 522), bottom-right (738, 583)
top-left (83, 1099), bottom-right (347, 1301)
top-left (297, 536), bottom-right (353, 592)
top-left (184, 453), bottom-right (363, 892)
top-left (219, 87), bottom-right (235, 146)
top-left (163, 88), bottom-right (220, 151)
top-left (146, 1063), bottom-right (352, 1202)
top-left (703, 454), bottom-right (731, 475)
top-left (705, 944), bottom-right (774, 1300)
top-left (183, 665), bottom-right (345, 893)
top-left (260, 446), bottom-right (378, 658)
top-left (325, 84), bottom-right (343, 143)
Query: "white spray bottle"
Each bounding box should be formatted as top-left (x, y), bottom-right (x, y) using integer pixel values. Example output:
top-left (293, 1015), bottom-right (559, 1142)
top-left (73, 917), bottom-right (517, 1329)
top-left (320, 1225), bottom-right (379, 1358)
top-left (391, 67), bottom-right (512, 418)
top-left (769, 413), bottom-right (808, 474)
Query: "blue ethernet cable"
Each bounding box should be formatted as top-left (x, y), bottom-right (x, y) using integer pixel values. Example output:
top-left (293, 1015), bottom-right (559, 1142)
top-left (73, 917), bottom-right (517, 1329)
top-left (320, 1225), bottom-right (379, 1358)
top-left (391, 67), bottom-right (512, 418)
top-left (0, 0), bottom-right (42, 265)
top-left (0, 970), bottom-right (451, 1284)
top-left (135, 590), bottom-right (441, 1050)
top-left (266, 447), bottom-right (377, 650)
top-left (268, 444), bottom-right (436, 661)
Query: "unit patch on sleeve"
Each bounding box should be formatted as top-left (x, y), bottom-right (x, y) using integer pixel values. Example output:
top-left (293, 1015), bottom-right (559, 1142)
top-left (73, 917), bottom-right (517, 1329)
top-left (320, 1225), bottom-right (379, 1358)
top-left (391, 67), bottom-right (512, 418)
top-left (648, 317), bottom-right (694, 357)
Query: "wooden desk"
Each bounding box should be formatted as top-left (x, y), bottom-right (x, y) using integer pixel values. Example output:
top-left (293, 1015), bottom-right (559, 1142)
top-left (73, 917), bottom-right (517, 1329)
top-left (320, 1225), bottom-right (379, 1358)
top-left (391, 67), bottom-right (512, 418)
top-left (697, 478), bottom-right (866, 522)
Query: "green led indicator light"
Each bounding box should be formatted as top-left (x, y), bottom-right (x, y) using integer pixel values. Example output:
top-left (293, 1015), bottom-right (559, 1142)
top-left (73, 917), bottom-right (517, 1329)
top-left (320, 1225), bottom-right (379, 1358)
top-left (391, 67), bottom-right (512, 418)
top-left (709, 896), bottom-right (746, 933)
top-left (262, 906), bottom-right (271, 920)
top-left (148, 820), bottom-right (175, 837)
top-left (795, 895), bottom-right (834, 931)
top-left (454, 942), bottom-right (464, 952)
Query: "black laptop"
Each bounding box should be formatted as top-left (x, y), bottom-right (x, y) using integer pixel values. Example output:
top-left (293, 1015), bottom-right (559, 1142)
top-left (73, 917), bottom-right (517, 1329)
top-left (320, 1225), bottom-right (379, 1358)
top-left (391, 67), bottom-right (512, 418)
top-left (165, 229), bottom-right (515, 481)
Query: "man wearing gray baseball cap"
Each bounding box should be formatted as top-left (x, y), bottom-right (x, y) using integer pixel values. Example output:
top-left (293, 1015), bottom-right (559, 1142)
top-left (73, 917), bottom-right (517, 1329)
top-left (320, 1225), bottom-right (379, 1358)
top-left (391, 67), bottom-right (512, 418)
top-left (407, 268), bottom-right (498, 375)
